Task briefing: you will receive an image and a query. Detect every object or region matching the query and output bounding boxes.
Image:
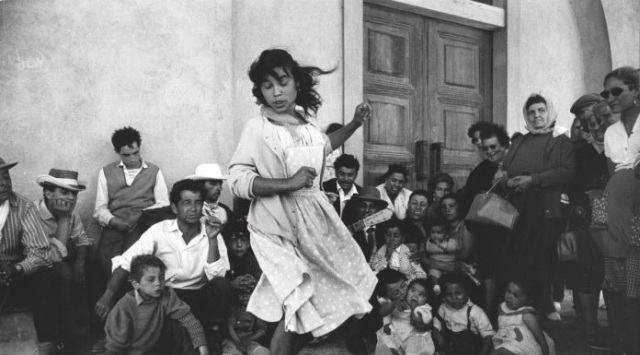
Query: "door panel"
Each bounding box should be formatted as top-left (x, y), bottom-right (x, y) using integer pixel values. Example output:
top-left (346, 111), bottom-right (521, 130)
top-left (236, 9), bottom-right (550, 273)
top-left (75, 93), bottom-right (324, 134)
top-left (363, 4), bottom-right (492, 191)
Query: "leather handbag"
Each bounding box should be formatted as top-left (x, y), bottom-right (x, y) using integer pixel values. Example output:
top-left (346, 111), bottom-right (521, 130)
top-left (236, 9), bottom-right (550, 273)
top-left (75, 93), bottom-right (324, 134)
top-left (558, 210), bottom-right (578, 262)
top-left (465, 180), bottom-right (519, 230)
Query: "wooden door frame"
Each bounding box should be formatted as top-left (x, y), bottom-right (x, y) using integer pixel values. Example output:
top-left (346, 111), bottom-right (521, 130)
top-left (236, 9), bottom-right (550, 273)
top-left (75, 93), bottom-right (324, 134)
top-left (342, 0), bottom-right (506, 186)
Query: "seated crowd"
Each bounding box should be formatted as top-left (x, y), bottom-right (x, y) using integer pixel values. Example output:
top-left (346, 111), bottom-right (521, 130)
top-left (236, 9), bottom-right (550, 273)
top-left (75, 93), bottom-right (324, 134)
top-left (2, 65), bottom-right (640, 355)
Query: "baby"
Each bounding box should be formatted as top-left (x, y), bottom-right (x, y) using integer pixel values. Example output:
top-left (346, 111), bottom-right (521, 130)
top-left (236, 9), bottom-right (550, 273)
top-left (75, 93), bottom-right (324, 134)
top-left (424, 219), bottom-right (458, 294)
top-left (375, 269), bottom-right (435, 355)
top-left (223, 291), bottom-right (270, 355)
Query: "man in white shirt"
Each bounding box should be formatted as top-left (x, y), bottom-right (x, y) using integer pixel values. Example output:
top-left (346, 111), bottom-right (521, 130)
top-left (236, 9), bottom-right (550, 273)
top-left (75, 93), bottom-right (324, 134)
top-left (322, 154), bottom-right (362, 219)
top-left (94, 179), bottom-right (231, 351)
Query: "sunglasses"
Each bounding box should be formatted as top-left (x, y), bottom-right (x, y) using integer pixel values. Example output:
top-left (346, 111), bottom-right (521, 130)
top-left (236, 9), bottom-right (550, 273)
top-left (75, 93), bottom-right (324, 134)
top-left (600, 84), bottom-right (635, 99)
top-left (482, 144), bottom-right (499, 152)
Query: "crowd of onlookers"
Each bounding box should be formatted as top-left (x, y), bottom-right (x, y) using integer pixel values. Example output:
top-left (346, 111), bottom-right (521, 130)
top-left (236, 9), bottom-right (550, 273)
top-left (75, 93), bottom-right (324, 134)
top-left (1, 64), bottom-right (640, 355)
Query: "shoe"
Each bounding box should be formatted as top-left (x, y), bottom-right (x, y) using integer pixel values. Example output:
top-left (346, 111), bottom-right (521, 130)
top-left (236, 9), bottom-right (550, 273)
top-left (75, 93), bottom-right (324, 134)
top-left (586, 335), bottom-right (611, 351)
top-left (546, 311), bottom-right (562, 321)
top-left (91, 337), bottom-right (106, 353)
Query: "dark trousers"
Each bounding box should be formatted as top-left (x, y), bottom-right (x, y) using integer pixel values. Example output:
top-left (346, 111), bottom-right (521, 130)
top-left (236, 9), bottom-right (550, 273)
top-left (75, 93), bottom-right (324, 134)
top-left (97, 226), bottom-right (142, 278)
top-left (174, 277), bottom-right (232, 328)
top-left (1, 267), bottom-right (60, 343)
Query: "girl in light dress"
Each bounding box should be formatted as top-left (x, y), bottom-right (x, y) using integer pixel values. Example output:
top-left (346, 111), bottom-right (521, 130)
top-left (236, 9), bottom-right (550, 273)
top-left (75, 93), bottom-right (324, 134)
top-left (228, 49), bottom-right (376, 355)
top-left (491, 280), bottom-right (556, 355)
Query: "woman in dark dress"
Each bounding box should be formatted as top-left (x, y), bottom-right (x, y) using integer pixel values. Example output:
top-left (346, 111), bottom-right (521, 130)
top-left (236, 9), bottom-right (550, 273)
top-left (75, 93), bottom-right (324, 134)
top-left (497, 93), bottom-right (575, 317)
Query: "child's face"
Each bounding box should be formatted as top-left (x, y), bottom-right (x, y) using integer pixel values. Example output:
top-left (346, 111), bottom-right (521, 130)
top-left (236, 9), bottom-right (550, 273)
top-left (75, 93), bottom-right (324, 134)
top-left (230, 235), bottom-right (250, 257)
top-left (504, 282), bottom-right (529, 310)
top-left (385, 279), bottom-right (408, 302)
top-left (260, 67), bottom-right (298, 116)
top-left (384, 226), bottom-right (405, 251)
top-left (406, 283), bottom-right (428, 306)
top-left (430, 225), bottom-right (447, 241)
top-left (443, 282), bottom-right (468, 310)
top-left (238, 292), bottom-right (251, 305)
top-left (133, 266), bottom-right (165, 299)
top-left (116, 142), bottom-right (142, 169)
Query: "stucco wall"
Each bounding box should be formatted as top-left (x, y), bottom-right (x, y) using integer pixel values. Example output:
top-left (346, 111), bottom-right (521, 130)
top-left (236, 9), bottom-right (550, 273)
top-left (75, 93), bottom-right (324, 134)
top-left (602, 0), bottom-right (640, 69)
top-left (0, 0), bottom-right (234, 243)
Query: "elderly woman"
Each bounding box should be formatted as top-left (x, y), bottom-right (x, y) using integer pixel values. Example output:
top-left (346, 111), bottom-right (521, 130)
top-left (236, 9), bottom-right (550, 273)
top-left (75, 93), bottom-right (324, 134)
top-left (463, 123), bottom-right (510, 319)
top-left (601, 67), bottom-right (640, 355)
top-left (497, 93), bottom-right (575, 319)
top-left (376, 164), bottom-right (412, 220)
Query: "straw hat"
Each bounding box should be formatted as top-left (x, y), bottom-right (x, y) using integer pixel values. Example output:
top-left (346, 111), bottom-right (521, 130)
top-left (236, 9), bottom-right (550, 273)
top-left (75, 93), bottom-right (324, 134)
top-left (185, 163), bottom-right (228, 181)
top-left (36, 169), bottom-right (86, 191)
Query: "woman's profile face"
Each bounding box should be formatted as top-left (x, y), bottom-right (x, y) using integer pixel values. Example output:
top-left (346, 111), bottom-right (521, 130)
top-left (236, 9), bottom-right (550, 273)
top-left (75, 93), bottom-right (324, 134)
top-left (482, 136), bottom-right (507, 164)
top-left (526, 102), bottom-right (549, 129)
top-left (604, 77), bottom-right (637, 114)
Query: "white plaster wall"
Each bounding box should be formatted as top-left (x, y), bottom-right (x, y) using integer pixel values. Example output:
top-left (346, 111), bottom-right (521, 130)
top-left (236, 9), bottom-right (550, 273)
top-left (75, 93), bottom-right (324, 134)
top-left (231, 0), bottom-right (345, 143)
top-left (0, 0), bottom-right (234, 243)
top-left (602, 0), bottom-right (640, 69)
top-left (506, 0), bottom-right (585, 135)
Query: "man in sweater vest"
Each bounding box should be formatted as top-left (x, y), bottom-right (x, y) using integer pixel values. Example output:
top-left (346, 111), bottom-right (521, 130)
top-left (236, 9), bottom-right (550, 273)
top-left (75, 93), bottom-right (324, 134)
top-left (93, 126), bottom-right (169, 278)
top-left (95, 179), bottom-right (231, 353)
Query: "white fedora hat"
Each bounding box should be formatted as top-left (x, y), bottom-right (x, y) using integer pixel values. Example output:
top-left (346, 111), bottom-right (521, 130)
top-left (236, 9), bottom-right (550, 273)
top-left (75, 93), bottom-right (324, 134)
top-left (36, 169), bottom-right (86, 192)
top-left (186, 163), bottom-right (228, 181)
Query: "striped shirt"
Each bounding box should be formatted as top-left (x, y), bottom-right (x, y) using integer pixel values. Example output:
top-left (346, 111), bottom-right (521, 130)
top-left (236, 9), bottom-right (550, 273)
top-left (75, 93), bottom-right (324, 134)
top-left (0, 192), bottom-right (51, 274)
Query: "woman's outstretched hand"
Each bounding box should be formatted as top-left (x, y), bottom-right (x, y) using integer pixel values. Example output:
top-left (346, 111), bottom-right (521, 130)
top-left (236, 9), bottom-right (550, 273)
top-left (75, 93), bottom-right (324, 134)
top-left (352, 102), bottom-right (373, 126)
top-left (288, 166), bottom-right (317, 190)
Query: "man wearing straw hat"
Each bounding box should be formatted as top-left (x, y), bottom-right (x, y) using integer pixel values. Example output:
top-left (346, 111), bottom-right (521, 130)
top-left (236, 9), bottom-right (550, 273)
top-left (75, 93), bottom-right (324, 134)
top-left (186, 163), bottom-right (234, 227)
top-left (0, 157), bottom-right (62, 355)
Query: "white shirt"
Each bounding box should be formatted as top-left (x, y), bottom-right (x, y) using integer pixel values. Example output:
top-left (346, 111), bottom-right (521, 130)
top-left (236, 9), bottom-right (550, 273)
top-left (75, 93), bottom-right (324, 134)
top-left (111, 219), bottom-right (229, 290)
top-left (434, 300), bottom-right (495, 338)
top-left (337, 181), bottom-right (358, 217)
top-left (93, 161), bottom-right (170, 226)
top-left (376, 184), bottom-right (412, 220)
top-left (604, 114), bottom-right (640, 171)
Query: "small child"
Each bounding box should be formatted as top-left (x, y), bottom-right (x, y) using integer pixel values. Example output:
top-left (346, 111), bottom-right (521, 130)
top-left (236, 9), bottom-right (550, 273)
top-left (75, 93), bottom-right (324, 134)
top-left (491, 280), bottom-right (555, 355)
top-left (423, 219), bottom-right (458, 294)
top-left (370, 219), bottom-right (427, 281)
top-left (223, 291), bottom-right (270, 355)
top-left (224, 222), bottom-right (262, 294)
top-left (433, 272), bottom-right (495, 355)
top-left (104, 255), bottom-right (209, 355)
top-left (375, 270), bottom-right (435, 355)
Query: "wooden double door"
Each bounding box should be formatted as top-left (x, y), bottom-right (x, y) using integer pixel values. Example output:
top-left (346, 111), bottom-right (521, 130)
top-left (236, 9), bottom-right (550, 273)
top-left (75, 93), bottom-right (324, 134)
top-left (363, 3), bottom-right (493, 190)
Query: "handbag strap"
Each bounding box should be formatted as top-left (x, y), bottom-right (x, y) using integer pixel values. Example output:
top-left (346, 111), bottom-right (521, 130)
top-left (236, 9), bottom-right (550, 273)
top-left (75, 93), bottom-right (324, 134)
top-left (485, 179), bottom-right (502, 195)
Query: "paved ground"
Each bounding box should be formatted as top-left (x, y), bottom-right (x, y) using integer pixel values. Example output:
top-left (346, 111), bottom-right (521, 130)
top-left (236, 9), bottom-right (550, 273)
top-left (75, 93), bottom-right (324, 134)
top-left (58, 289), bottom-right (609, 355)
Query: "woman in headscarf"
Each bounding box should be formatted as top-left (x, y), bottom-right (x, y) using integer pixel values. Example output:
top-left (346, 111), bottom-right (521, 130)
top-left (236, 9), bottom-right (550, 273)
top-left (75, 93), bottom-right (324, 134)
top-left (497, 93), bottom-right (575, 319)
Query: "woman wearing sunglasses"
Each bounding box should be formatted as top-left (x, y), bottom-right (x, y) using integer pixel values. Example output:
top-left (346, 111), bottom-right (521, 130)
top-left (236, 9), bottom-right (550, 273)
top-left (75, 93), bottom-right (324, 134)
top-left (496, 93), bottom-right (575, 322)
top-left (601, 66), bottom-right (640, 355)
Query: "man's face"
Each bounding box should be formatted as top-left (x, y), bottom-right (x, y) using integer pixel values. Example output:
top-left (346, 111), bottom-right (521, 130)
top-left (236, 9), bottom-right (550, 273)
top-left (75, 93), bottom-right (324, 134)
top-left (0, 169), bottom-right (12, 204)
top-left (336, 166), bottom-right (357, 191)
top-left (116, 142), bottom-right (142, 169)
top-left (202, 180), bottom-right (223, 203)
top-left (357, 200), bottom-right (379, 219)
top-left (44, 187), bottom-right (78, 213)
top-left (172, 190), bottom-right (204, 226)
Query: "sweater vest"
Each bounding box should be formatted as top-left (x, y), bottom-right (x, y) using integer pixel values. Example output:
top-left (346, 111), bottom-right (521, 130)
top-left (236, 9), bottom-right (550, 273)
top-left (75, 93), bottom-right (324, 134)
top-left (104, 162), bottom-right (159, 226)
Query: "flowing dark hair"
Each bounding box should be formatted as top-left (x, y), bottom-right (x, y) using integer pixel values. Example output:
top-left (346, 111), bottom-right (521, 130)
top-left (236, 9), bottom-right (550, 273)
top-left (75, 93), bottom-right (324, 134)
top-left (248, 49), bottom-right (335, 116)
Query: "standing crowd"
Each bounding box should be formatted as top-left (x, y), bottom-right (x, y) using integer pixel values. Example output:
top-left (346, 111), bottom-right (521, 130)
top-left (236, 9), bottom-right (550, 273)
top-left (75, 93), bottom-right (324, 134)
top-left (1, 48), bottom-right (639, 355)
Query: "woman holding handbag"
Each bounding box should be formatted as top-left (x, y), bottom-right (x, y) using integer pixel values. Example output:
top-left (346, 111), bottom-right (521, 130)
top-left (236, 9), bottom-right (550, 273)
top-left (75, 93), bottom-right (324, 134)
top-left (496, 93), bottom-right (575, 320)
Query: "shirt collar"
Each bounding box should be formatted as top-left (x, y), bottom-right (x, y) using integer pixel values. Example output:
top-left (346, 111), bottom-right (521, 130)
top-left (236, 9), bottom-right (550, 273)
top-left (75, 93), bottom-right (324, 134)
top-left (37, 199), bottom-right (56, 221)
top-left (134, 289), bottom-right (159, 305)
top-left (167, 219), bottom-right (208, 239)
top-left (118, 161), bottom-right (148, 169)
top-left (336, 181), bottom-right (358, 195)
top-left (8, 192), bottom-right (18, 207)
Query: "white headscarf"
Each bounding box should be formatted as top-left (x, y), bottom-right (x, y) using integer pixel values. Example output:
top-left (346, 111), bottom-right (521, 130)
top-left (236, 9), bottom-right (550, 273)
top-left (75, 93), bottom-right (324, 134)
top-left (522, 92), bottom-right (568, 137)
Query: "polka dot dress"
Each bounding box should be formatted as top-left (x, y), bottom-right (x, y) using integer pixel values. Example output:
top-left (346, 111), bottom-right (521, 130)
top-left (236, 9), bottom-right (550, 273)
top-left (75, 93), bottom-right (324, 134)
top-left (246, 120), bottom-right (377, 337)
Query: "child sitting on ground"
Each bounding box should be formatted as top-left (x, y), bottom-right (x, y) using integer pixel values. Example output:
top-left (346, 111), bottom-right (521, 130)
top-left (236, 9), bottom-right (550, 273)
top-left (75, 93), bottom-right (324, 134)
top-left (104, 255), bottom-right (209, 355)
top-left (375, 269), bottom-right (435, 355)
top-left (224, 222), bottom-right (262, 295)
top-left (491, 280), bottom-right (555, 355)
top-left (370, 219), bottom-right (427, 281)
top-left (433, 272), bottom-right (495, 355)
top-left (224, 291), bottom-right (270, 355)
top-left (423, 219), bottom-right (458, 295)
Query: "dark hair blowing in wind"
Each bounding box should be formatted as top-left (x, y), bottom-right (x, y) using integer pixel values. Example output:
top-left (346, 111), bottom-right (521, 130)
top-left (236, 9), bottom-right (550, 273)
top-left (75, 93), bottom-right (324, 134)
top-left (248, 49), bottom-right (335, 116)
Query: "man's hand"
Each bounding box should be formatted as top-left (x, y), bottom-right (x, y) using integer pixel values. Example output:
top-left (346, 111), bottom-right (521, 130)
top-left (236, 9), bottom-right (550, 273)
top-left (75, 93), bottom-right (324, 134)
top-left (352, 102), bottom-right (373, 127)
top-left (73, 260), bottom-right (86, 287)
top-left (288, 167), bottom-right (317, 191)
top-left (507, 176), bottom-right (533, 193)
top-left (205, 217), bottom-right (222, 239)
top-left (325, 192), bottom-right (339, 204)
top-left (49, 198), bottom-right (74, 216)
top-left (109, 217), bottom-right (132, 233)
top-left (94, 291), bottom-right (116, 321)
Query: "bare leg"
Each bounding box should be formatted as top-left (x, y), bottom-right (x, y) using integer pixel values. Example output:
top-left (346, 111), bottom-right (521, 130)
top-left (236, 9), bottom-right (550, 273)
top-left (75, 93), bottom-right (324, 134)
top-left (271, 319), bottom-right (297, 355)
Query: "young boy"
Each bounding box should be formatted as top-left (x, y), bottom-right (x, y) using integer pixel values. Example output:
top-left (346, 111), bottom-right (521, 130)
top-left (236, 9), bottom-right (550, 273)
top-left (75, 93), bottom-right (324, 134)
top-left (433, 272), bottom-right (495, 355)
top-left (224, 222), bottom-right (262, 294)
top-left (424, 219), bottom-right (458, 295)
top-left (94, 126), bottom-right (169, 277)
top-left (104, 255), bottom-right (209, 355)
top-left (224, 291), bottom-right (270, 355)
top-left (370, 219), bottom-right (427, 281)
